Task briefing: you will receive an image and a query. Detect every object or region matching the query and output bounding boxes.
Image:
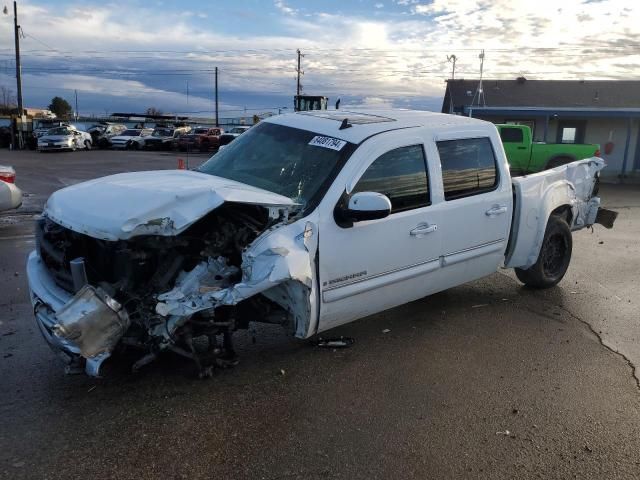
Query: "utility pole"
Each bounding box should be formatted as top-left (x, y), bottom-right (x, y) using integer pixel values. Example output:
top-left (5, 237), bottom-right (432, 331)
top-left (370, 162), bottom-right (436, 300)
top-left (446, 54), bottom-right (457, 80)
top-left (214, 66), bottom-right (219, 127)
top-left (295, 49), bottom-right (304, 111)
top-left (471, 49), bottom-right (486, 108)
top-left (74, 89), bottom-right (78, 120)
top-left (5, 1), bottom-right (24, 148)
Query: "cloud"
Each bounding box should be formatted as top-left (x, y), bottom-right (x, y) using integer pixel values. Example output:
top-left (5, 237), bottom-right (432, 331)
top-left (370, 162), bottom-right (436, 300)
top-left (0, 0), bottom-right (639, 115)
top-left (274, 0), bottom-right (297, 16)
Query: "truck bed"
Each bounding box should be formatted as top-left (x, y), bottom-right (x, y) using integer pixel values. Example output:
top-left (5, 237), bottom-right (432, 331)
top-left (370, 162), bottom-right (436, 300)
top-left (505, 158), bottom-right (605, 269)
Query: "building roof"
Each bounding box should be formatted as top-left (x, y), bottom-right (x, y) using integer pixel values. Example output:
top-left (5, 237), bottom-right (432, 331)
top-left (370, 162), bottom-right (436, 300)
top-left (442, 79), bottom-right (640, 112)
top-left (269, 109), bottom-right (485, 144)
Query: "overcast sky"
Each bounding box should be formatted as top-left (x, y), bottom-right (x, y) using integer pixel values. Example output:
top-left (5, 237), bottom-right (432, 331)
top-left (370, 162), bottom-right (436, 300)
top-left (0, 0), bottom-right (638, 116)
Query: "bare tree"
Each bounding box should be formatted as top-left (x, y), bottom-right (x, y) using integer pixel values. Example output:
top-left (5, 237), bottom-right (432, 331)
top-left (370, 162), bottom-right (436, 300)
top-left (0, 86), bottom-right (16, 114)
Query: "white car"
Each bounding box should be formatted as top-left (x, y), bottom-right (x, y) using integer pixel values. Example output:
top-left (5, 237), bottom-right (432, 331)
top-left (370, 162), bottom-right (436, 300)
top-left (110, 128), bottom-right (154, 149)
top-left (0, 166), bottom-right (22, 212)
top-left (37, 126), bottom-right (92, 152)
top-left (218, 126), bottom-right (250, 148)
top-left (26, 110), bottom-right (612, 377)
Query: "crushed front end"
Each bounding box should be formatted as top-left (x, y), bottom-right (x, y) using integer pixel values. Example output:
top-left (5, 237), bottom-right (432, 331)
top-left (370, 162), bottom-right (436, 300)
top-left (27, 202), bottom-right (316, 377)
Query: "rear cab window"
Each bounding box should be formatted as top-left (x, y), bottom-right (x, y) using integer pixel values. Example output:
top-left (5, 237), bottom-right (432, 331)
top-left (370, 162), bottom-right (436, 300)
top-left (499, 127), bottom-right (524, 143)
top-left (436, 137), bottom-right (499, 201)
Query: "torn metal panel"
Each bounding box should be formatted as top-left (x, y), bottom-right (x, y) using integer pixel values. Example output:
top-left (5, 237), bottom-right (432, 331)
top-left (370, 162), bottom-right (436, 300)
top-left (54, 285), bottom-right (130, 358)
top-left (506, 157), bottom-right (606, 269)
top-left (155, 218), bottom-right (317, 339)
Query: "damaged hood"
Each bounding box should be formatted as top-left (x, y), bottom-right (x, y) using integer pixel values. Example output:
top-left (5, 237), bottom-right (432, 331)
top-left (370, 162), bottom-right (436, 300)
top-left (44, 170), bottom-right (295, 240)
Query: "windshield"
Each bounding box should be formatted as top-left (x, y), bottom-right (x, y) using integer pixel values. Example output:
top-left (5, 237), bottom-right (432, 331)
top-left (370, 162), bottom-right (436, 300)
top-left (47, 127), bottom-right (73, 135)
top-left (197, 122), bottom-right (355, 210)
top-left (121, 129), bottom-right (141, 136)
top-left (229, 127), bottom-right (247, 134)
top-left (194, 128), bottom-right (208, 134)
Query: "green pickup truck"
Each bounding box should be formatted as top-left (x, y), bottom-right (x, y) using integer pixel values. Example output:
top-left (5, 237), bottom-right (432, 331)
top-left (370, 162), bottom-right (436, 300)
top-left (496, 124), bottom-right (600, 175)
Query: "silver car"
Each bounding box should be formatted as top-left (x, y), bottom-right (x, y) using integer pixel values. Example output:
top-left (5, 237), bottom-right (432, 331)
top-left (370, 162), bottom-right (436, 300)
top-left (38, 126), bottom-right (92, 152)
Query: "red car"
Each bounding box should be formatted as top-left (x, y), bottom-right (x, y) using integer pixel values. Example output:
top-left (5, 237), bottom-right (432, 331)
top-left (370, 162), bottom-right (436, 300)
top-left (175, 127), bottom-right (223, 152)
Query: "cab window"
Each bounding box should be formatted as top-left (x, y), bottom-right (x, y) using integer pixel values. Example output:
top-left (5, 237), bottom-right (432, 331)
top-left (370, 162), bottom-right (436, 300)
top-left (437, 137), bottom-right (498, 201)
top-left (499, 127), bottom-right (523, 143)
top-left (352, 145), bottom-right (430, 213)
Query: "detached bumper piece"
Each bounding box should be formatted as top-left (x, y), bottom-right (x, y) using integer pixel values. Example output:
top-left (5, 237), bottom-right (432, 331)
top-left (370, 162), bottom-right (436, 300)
top-left (594, 208), bottom-right (618, 229)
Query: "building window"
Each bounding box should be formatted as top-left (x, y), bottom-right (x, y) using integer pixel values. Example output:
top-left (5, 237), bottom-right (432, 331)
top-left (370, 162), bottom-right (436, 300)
top-left (437, 137), bottom-right (499, 201)
top-left (352, 145), bottom-right (430, 213)
top-left (557, 120), bottom-right (586, 144)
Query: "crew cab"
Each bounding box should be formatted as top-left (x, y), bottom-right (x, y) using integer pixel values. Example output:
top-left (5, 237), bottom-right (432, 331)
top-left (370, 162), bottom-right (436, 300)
top-left (26, 110), bottom-right (612, 377)
top-left (175, 127), bottom-right (223, 152)
top-left (497, 124), bottom-right (600, 175)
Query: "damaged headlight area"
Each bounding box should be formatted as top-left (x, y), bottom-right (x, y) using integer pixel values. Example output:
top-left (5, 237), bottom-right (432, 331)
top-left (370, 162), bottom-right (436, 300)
top-left (32, 202), bottom-right (313, 377)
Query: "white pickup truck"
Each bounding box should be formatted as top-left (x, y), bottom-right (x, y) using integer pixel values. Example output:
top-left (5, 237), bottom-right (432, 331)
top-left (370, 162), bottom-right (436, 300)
top-left (27, 110), bottom-right (612, 377)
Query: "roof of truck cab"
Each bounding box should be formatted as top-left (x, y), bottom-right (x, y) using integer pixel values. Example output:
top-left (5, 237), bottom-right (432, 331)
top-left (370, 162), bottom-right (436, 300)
top-left (266, 109), bottom-right (488, 144)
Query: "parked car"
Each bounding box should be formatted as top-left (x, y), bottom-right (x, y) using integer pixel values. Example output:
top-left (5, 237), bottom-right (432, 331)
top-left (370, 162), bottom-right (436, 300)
top-left (143, 126), bottom-right (191, 150)
top-left (497, 124), bottom-right (600, 175)
top-left (87, 123), bottom-right (128, 149)
top-left (26, 110), bottom-right (613, 377)
top-left (218, 126), bottom-right (250, 148)
top-left (175, 127), bottom-right (223, 152)
top-left (37, 126), bottom-right (92, 152)
top-left (110, 128), bottom-right (154, 150)
top-left (0, 166), bottom-right (22, 212)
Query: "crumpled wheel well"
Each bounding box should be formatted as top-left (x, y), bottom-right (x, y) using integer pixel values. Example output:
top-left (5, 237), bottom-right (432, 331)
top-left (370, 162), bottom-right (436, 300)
top-left (550, 204), bottom-right (573, 226)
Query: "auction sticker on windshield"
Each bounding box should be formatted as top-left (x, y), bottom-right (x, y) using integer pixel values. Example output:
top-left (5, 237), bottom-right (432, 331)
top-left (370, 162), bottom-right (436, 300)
top-left (308, 136), bottom-right (347, 151)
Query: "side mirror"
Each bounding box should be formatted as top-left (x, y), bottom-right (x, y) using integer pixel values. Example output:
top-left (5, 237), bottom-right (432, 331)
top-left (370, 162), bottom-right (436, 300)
top-left (344, 191), bottom-right (391, 222)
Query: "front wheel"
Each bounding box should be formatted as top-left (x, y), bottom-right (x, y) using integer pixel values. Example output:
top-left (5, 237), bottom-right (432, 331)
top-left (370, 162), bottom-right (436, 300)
top-left (84, 140), bottom-right (92, 150)
top-left (515, 215), bottom-right (572, 289)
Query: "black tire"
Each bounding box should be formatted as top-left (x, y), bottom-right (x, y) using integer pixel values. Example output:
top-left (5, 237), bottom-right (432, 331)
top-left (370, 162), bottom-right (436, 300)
top-left (545, 156), bottom-right (574, 169)
top-left (129, 141), bottom-right (139, 150)
top-left (515, 215), bottom-right (572, 289)
top-left (84, 140), bottom-right (92, 150)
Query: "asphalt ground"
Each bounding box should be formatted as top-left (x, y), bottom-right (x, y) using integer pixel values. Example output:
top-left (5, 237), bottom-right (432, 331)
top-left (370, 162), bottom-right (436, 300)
top-left (1, 149), bottom-right (639, 479)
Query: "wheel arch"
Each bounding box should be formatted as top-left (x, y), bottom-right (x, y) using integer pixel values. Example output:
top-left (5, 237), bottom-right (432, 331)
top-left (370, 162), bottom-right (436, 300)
top-left (506, 179), bottom-right (577, 269)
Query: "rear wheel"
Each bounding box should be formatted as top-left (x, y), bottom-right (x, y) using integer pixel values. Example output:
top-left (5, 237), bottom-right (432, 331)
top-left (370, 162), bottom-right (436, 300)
top-left (515, 215), bottom-right (572, 289)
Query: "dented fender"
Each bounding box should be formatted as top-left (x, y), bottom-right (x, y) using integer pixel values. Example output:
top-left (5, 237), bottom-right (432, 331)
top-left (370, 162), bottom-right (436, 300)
top-left (505, 157), bottom-right (606, 269)
top-left (155, 213), bottom-right (320, 339)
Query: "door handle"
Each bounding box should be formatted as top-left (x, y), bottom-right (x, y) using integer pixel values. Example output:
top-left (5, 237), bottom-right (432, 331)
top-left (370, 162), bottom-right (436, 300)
top-left (517, 146), bottom-right (527, 150)
top-left (410, 223), bottom-right (437, 236)
top-left (485, 205), bottom-right (508, 216)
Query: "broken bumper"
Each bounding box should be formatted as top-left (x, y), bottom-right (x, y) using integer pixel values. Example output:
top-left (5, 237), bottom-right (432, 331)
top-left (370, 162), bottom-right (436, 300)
top-left (26, 250), bottom-right (108, 376)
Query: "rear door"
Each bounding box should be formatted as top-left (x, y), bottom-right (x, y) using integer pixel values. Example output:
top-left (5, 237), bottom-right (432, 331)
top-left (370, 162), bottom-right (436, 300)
top-left (430, 133), bottom-right (512, 288)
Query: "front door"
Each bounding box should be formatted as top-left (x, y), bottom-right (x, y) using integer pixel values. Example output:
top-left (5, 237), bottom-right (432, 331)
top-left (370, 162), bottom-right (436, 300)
top-left (317, 133), bottom-right (443, 332)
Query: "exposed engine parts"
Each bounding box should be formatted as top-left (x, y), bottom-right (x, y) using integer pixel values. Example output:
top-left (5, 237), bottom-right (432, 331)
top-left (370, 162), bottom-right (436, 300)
top-left (38, 202), bottom-right (308, 377)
